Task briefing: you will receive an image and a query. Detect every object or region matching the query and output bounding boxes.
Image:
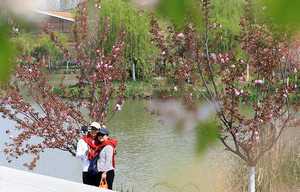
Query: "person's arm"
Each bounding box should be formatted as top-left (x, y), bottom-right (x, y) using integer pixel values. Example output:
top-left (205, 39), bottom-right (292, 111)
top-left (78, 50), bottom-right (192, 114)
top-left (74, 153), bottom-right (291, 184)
top-left (76, 139), bottom-right (88, 159)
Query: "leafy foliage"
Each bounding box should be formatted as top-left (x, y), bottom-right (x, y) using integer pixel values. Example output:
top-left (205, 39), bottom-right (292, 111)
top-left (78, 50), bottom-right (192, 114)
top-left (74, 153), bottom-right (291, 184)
top-left (0, 23), bottom-right (16, 83)
top-left (96, 0), bottom-right (159, 80)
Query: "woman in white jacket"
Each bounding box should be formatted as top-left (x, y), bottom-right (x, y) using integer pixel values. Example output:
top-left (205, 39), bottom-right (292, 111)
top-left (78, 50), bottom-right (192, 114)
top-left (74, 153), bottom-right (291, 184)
top-left (76, 122), bottom-right (100, 186)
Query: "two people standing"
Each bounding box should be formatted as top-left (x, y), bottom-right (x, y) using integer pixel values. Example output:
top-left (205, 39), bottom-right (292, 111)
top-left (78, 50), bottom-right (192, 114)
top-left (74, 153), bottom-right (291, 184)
top-left (76, 122), bottom-right (117, 190)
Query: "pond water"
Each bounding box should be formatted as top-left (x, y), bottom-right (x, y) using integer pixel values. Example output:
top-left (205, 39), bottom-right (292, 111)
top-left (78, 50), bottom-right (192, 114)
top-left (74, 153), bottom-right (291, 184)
top-left (0, 99), bottom-right (226, 192)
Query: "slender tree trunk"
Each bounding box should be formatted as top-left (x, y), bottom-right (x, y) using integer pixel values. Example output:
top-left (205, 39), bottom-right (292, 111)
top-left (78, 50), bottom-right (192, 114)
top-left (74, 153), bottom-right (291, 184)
top-left (249, 166), bottom-right (255, 192)
top-left (247, 64), bottom-right (250, 81)
top-left (132, 61), bottom-right (136, 81)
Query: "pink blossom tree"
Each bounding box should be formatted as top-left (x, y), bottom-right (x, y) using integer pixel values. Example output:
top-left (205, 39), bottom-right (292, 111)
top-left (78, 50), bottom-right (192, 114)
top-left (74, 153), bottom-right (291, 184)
top-left (147, 1), bottom-right (299, 191)
top-left (0, 0), bottom-right (129, 170)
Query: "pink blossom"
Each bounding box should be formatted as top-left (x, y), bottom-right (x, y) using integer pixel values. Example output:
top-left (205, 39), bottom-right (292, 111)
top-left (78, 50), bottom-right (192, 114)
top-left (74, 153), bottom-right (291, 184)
top-left (13, 27), bottom-right (18, 34)
top-left (256, 136), bottom-right (260, 141)
top-left (176, 33), bottom-right (184, 38)
top-left (174, 87), bottom-right (177, 91)
top-left (9, 135), bottom-right (14, 139)
top-left (213, 23), bottom-right (217, 28)
top-left (234, 89), bottom-right (240, 96)
top-left (254, 80), bottom-right (263, 84)
top-left (231, 64), bottom-right (235, 68)
top-left (219, 25), bottom-right (222, 28)
top-left (115, 104), bottom-right (122, 111)
top-left (283, 94), bottom-right (287, 98)
top-left (242, 101), bottom-right (246, 104)
top-left (5, 142), bottom-right (9, 147)
top-left (293, 68), bottom-right (298, 73)
top-left (5, 97), bottom-right (11, 103)
top-left (162, 51), bottom-right (166, 55)
top-left (211, 53), bottom-right (217, 60)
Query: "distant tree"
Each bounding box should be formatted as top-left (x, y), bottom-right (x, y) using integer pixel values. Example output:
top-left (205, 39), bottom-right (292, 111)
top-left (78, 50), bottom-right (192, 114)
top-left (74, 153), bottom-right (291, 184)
top-left (96, 0), bottom-right (159, 80)
top-left (209, 0), bottom-right (245, 52)
top-left (0, 0), bottom-right (129, 170)
top-left (30, 46), bottom-right (48, 62)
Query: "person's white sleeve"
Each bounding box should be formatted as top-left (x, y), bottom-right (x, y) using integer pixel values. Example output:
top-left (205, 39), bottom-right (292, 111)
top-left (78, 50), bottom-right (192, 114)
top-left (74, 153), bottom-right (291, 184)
top-left (103, 145), bottom-right (114, 172)
top-left (76, 139), bottom-right (88, 159)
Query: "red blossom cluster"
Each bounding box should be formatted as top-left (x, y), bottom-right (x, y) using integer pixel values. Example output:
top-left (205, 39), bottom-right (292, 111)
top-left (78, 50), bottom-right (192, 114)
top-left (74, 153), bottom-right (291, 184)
top-left (0, 0), bottom-right (129, 169)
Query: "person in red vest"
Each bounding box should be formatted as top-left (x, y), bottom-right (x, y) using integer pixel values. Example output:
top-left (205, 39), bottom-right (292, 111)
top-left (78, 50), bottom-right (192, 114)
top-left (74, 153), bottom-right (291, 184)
top-left (76, 122), bottom-right (101, 186)
top-left (95, 128), bottom-right (117, 190)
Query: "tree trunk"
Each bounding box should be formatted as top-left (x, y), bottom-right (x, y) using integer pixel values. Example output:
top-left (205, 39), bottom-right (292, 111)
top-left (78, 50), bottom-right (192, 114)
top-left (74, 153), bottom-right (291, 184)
top-left (249, 166), bottom-right (255, 192)
top-left (132, 61), bottom-right (136, 81)
top-left (247, 64), bottom-right (249, 81)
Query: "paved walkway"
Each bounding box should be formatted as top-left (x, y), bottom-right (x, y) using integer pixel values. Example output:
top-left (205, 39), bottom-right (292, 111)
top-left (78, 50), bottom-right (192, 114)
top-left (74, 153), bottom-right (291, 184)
top-left (0, 166), bottom-right (116, 192)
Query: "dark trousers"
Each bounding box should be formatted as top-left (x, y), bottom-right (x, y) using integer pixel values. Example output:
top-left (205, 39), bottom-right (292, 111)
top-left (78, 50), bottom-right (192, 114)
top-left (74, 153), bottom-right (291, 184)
top-left (96, 170), bottom-right (115, 190)
top-left (82, 172), bottom-right (98, 186)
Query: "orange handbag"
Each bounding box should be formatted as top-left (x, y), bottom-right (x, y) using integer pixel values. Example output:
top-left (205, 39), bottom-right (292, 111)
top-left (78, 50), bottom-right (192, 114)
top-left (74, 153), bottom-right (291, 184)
top-left (99, 178), bottom-right (108, 189)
